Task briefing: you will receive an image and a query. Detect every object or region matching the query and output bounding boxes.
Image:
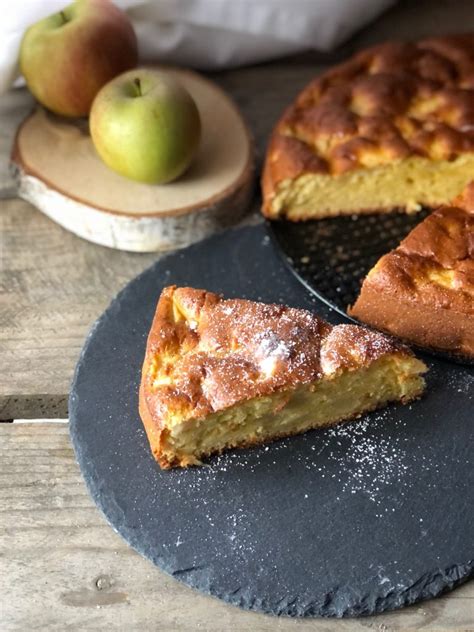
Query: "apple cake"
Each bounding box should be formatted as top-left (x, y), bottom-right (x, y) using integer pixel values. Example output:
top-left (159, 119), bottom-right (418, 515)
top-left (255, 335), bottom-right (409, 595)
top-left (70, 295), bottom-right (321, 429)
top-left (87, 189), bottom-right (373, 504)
top-left (139, 286), bottom-right (426, 468)
top-left (262, 35), bottom-right (474, 220)
top-left (349, 184), bottom-right (474, 358)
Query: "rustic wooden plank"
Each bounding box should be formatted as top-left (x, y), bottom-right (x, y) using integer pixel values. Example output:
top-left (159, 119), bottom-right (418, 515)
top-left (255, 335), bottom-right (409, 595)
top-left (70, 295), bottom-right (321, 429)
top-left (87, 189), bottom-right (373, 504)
top-left (0, 199), bottom-right (159, 419)
top-left (0, 423), bottom-right (473, 632)
top-left (0, 89), bottom-right (34, 197)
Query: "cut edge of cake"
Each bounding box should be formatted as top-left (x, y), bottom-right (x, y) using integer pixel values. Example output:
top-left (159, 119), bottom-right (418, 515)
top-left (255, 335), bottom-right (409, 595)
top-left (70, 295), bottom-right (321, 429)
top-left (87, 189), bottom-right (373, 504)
top-left (262, 154), bottom-right (474, 220)
top-left (349, 183), bottom-right (474, 358)
top-left (261, 35), bottom-right (474, 221)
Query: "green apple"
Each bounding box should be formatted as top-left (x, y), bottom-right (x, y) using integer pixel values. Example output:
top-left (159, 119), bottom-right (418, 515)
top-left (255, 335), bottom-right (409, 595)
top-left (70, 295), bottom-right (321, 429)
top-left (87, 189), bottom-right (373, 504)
top-left (20, 0), bottom-right (138, 117)
top-left (90, 69), bottom-right (201, 184)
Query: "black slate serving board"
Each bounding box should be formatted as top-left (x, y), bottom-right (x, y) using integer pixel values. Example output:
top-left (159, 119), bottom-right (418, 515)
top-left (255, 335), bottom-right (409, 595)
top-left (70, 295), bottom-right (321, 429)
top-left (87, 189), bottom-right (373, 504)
top-left (69, 224), bottom-right (473, 618)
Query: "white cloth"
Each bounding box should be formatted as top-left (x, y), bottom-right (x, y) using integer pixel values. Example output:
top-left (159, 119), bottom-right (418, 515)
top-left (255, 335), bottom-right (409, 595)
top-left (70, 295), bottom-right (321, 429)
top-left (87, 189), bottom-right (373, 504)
top-left (1, 0), bottom-right (395, 93)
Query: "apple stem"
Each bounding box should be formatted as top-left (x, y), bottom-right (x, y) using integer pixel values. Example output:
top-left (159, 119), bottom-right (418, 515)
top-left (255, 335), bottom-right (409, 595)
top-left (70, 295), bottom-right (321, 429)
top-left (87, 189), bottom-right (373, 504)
top-left (59, 10), bottom-right (68, 24)
top-left (134, 78), bottom-right (142, 97)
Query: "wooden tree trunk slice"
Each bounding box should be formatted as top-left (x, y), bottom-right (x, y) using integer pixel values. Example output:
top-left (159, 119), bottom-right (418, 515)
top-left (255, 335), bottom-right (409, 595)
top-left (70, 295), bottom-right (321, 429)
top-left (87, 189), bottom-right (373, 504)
top-left (11, 68), bottom-right (254, 252)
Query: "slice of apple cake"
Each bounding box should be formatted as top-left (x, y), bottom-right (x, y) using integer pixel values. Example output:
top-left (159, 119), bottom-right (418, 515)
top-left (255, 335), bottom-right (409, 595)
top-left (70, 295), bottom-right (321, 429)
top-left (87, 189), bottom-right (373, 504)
top-left (139, 286), bottom-right (426, 468)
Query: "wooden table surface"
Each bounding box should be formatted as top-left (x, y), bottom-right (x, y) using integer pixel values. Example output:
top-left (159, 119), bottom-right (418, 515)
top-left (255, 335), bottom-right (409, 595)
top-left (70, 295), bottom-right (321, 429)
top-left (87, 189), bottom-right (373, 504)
top-left (1, 1), bottom-right (473, 629)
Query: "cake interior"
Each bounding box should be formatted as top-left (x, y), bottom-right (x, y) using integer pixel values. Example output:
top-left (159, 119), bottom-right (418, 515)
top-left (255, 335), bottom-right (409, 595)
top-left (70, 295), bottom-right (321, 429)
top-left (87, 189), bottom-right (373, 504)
top-left (157, 354), bottom-right (425, 467)
top-left (270, 154), bottom-right (474, 219)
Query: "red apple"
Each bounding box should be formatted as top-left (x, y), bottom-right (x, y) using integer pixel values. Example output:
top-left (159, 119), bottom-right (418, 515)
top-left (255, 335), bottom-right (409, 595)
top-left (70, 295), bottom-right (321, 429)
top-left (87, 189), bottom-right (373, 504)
top-left (20, 0), bottom-right (138, 117)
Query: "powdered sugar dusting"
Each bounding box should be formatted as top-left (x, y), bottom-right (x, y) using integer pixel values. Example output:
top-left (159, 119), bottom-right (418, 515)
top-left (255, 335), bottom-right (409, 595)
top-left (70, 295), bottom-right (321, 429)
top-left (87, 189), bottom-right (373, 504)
top-left (447, 369), bottom-right (473, 395)
top-left (323, 410), bottom-right (410, 505)
top-left (255, 331), bottom-right (291, 377)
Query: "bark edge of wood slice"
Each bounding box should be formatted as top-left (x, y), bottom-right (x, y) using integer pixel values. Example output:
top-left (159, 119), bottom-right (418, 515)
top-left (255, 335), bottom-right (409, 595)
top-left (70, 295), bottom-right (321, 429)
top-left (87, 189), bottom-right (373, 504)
top-left (11, 68), bottom-right (255, 252)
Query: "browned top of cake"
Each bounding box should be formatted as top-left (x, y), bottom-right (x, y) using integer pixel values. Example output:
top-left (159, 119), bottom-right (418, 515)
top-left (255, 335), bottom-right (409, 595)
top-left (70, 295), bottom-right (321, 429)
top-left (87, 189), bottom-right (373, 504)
top-left (141, 286), bottom-right (410, 426)
top-left (353, 183), bottom-right (474, 314)
top-left (262, 34), bottom-right (474, 206)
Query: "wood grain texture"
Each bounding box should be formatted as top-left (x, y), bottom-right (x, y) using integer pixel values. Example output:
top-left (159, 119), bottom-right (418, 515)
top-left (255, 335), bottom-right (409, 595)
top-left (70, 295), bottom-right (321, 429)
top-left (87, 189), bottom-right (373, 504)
top-left (1, 422), bottom-right (473, 632)
top-left (14, 162), bottom-right (254, 252)
top-left (0, 195), bottom-right (260, 421)
top-left (0, 89), bottom-right (33, 198)
top-left (0, 199), bottom-right (158, 419)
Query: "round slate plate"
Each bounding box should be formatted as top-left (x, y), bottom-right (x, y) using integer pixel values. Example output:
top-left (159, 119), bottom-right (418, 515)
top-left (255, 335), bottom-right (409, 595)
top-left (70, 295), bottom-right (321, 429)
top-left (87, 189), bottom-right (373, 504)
top-left (69, 224), bottom-right (474, 618)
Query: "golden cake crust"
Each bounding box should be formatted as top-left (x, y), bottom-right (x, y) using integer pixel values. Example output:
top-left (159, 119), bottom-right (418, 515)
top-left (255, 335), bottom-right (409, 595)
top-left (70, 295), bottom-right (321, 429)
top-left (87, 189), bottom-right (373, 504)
top-left (262, 35), bottom-right (474, 217)
top-left (140, 287), bottom-right (417, 467)
top-left (349, 184), bottom-right (474, 357)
